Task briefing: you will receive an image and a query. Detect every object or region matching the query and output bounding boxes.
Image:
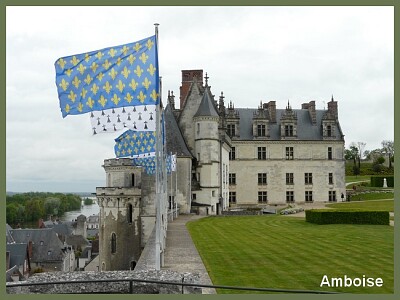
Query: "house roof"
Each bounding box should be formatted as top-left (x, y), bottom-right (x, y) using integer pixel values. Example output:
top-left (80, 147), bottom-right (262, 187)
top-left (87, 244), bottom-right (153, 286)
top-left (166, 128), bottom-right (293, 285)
top-left (233, 108), bottom-right (344, 141)
top-left (9, 228), bottom-right (67, 262)
top-left (6, 243), bottom-right (28, 268)
top-left (165, 103), bottom-right (193, 157)
top-left (194, 86), bottom-right (219, 118)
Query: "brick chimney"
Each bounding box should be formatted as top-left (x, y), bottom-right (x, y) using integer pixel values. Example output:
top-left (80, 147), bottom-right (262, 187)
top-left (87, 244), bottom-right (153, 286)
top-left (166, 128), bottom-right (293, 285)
top-left (328, 96), bottom-right (338, 120)
top-left (179, 70), bottom-right (203, 109)
top-left (302, 101), bottom-right (317, 125)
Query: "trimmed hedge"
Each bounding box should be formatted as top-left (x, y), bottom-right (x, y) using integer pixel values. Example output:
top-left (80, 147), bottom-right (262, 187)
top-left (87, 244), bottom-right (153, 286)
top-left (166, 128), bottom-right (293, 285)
top-left (370, 176), bottom-right (394, 188)
top-left (305, 209), bottom-right (389, 225)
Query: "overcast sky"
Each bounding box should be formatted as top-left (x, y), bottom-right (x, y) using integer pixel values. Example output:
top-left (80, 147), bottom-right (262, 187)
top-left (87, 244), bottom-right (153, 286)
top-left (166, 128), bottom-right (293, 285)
top-left (6, 6), bottom-right (394, 193)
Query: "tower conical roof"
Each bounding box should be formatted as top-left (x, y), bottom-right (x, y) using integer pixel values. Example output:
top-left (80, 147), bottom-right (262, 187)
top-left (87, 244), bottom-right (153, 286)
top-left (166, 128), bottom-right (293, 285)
top-left (194, 86), bottom-right (219, 117)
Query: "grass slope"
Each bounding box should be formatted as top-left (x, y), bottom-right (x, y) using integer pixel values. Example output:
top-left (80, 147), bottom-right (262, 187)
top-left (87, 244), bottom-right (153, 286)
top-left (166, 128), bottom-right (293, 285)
top-left (326, 200), bottom-right (394, 211)
top-left (187, 216), bottom-right (393, 294)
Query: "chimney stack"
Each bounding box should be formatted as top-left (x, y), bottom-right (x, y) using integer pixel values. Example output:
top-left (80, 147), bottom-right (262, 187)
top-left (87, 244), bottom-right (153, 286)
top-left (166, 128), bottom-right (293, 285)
top-left (179, 70), bottom-right (203, 109)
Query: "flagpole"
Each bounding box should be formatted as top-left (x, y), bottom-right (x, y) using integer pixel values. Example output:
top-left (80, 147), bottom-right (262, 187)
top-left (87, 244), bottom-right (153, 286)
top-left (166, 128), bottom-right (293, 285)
top-left (175, 152), bottom-right (178, 218)
top-left (154, 22), bottom-right (162, 271)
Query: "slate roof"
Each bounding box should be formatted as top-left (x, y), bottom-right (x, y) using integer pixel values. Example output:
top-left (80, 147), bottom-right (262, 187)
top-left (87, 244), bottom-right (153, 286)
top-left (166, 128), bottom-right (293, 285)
top-left (6, 224), bottom-right (15, 243)
top-left (233, 108), bottom-right (344, 141)
top-left (164, 103), bottom-right (193, 157)
top-left (194, 86), bottom-right (219, 117)
top-left (6, 243), bottom-right (28, 268)
top-left (9, 228), bottom-right (67, 262)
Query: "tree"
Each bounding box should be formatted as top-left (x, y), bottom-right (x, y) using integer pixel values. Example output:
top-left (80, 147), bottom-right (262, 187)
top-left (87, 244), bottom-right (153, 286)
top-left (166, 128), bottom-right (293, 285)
top-left (381, 140), bottom-right (394, 169)
top-left (356, 142), bottom-right (366, 169)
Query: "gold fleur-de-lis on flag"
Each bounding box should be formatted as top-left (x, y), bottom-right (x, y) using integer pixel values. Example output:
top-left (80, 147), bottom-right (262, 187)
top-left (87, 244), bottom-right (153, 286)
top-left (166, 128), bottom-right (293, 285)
top-left (98, 95), bottom-right (107, 107)
top-left (108, 68), bottom-right (118, 80)
top-left (103, 81), bottom-right (112, 94)
top-left (84, 74), bottom-right (93, 85)
top-left (102, 59), bottom-right (111, 70)
top-left (137, 91), bottom-right (146, 103)
top-left (81, 88), bottom-right (88, 99)
top-left (121, 66), bottom-right (130, 79)
top-left (116, 80), bottom-right (125, 92)
top-left (78, 64), bottom-right (86, 75)
top-left (84, 53), bottom-right (91, 62)
top-left (128, 54), bottom-right (136, 65)
top-left (150, 89), bottom-right (158, 101)
top-left (116, 57), bottom-right (123, 66)
top-left (129, 79), bottom-right (138, 91)
top-left (96, 51), bottom-right (104, 60)
top-left (134, 42), bottom-right (142, 52)
top-left (65, 104), bottom-right (70, 113)
top-left (90, 62), bottom-right (99, 73)
top-left (146, 39), bottom-right (154, 50)
top-left (91, 83), bottom-right (99, 95)
top-left (147, 64), bottom-right (156, 76)
top-left (57, 58), bottom-right (67, 70)
top-left (65, 69), bottom-right (73, 77)
top-left (59, 79), bottom-right (69, 91)
top-left (125, 93), bottom-right (133, 103)
top-left (121, 45), bottom-right (129, 56)
top-left (68, 90), bottom-right (77, 102)
top-left (111, 94), bottom-right (120, 105)
top-left (77, 102), bottom-right (84, 112)
top-left (86, 97), bottom-right (94, 108)
top-left (134, 65), bottom-right (143, 77)
top-left (72, 76), bottom-right (81, 89)
top-left (96, 72), bottom-right (105, 81)
top-left (139, 53), bottom-right (148, 64)
top-left (142, 78), bottom-right (151, 90)
top-left (108, 48), bottom-right (117, 57)
top-left (70, 56), bottom-right (80, 66)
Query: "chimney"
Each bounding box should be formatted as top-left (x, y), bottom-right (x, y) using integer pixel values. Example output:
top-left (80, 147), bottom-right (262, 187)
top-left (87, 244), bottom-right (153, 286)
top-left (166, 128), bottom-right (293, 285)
top-left (179, 70), bottom-right (203, 109)
top-left (304, 101), bottom-right (316, 125)
top-left (28, 240), bottom-right (33, 259)
top-left (328, 96), bottom-right (338, 120)
top-left (267, 101), bottom-right (276, 123)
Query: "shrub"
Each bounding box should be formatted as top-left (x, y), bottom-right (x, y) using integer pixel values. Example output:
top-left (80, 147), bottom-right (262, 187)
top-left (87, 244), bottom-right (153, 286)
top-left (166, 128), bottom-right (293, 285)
top-left (305, 209), bottom-right (389, 225)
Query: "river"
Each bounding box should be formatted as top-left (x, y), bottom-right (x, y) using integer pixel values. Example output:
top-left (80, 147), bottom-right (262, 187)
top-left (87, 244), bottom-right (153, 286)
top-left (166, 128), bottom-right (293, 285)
top-left (60, 197), bottom-right (100, 222)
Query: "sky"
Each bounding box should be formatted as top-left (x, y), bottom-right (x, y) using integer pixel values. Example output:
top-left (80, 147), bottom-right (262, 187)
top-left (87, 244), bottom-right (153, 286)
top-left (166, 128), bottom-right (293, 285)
top-left (6, 6), bottom-right (394, 193)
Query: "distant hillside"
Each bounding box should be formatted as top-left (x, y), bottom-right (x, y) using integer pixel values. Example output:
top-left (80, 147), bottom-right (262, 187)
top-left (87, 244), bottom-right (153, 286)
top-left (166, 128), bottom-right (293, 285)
top-left (6, 191), bottom-right (95, 197)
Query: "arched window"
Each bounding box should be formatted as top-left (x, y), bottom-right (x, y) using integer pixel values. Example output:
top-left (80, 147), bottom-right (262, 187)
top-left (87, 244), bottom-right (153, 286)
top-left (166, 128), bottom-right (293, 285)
top-left (111, 233), bottom-right (116, 254)
top-left (127, 204), bottom-right (133, 224)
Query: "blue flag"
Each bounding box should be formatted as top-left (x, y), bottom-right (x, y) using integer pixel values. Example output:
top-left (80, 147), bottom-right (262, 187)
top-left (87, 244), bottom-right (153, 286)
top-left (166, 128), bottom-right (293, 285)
top-left (132, 154), bottom-right (176, 175)
top-left (114, 130), bottom-right (156, 158)
top-left (55, 35), bottom-right (159, 118)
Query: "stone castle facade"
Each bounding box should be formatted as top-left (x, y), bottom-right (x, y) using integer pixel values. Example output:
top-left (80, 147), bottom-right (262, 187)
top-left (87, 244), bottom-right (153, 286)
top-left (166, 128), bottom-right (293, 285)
top-left (96, 69), bottom-right (345, 270)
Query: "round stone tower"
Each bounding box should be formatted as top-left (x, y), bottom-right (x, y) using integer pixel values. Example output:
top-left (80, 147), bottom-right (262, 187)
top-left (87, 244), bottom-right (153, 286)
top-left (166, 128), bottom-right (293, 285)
top-left (96, 158), bottom-right (142, 271)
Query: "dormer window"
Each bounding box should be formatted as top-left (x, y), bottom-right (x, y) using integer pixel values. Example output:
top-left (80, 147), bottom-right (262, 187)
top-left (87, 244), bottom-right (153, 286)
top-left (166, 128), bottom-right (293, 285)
top-left (285, 125), bottom-right (294, 137)
top-left (227, 124), bottom-right (235, 137)
top-left (257, 124), bottom-right (266, 137)
top-left (327, 125), bottom-right (332, 137)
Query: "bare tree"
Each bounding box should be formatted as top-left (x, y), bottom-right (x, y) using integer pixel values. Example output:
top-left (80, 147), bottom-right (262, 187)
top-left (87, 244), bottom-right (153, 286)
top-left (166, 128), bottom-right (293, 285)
top-left (381, 140), bottom-right (394, 169)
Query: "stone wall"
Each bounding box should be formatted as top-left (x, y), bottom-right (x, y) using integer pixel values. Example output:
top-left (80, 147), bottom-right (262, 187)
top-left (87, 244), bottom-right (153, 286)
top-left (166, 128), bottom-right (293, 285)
top-left (6, 270), bottom-right (201, 294)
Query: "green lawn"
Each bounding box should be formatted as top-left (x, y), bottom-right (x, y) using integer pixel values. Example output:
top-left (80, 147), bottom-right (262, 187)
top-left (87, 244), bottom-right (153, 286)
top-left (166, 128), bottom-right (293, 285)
top-left (326, 200), bottom-right (394, 211)
top-left (187, 216), bottom-right (393, 294)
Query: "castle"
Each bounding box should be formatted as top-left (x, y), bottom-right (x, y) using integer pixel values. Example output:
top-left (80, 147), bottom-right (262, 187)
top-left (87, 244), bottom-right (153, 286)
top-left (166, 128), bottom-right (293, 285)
top-left (96, 69), bottom-right (345, 270)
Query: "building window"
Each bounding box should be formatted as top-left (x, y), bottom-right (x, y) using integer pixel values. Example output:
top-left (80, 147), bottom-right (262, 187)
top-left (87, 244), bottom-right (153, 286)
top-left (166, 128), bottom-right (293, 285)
top-left (227, 124), bottom-right (236, 137)
top-left (131, 174), bottom-right (135, 187)
top-left (111, 233), bottom-right (117, 254)
top-left (47, 250), bottom-right (52, 256)
top-left (286, 191), bottom-right (294, 203)
top-left (305, 191), bottom-right (313, 203)
top-left (212, 190), bottom-right (216, 197)
top-left (258, 147), bottom-right (266, 160)
top-left (192, 193), bottom-right (196, 200)
top-left (286, 147), bottom-right (294, 160)
top-left (229, 192), bottom-right (236, 204)
top-left (229, 147), bottom-right (236, 160)
top-left (327, 125), bottom-right (332, 137)
top-left (328, 173), bottom-right (333, 184)
top-left (40, 241), bottom-right (44, 245)
top-left (197, 123), bottom-right (200, 134)
top-left (229, 173), bottom-right (236, 185)
top-left (127, 204), bottom-right (133, 224)
top-left (285, 125), bottom-right (294, 137)
top-left (304, 173), bottom-right (313, 185)
top-left (286, 173), bottom-right (294, 185)
top-left (257, 124), bottom-right (266, 137)
top-left (258, 191), bottom-right (268, 203)
top-left (329, 191), bottom-right (337, 202)
top-left (328, 147), bottom-right (333, 160)
top-left (258, 173), bottom-right (267, 185)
